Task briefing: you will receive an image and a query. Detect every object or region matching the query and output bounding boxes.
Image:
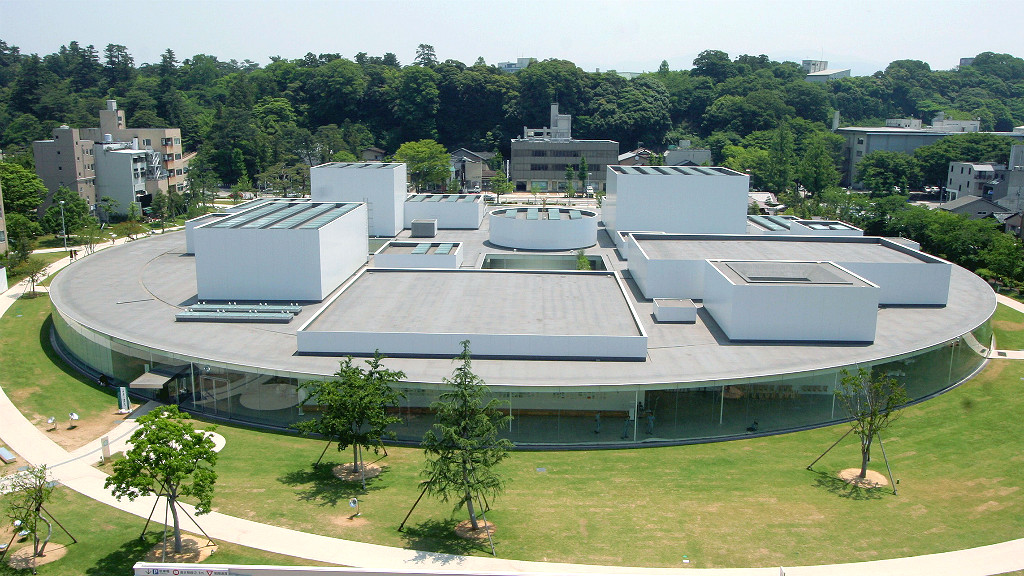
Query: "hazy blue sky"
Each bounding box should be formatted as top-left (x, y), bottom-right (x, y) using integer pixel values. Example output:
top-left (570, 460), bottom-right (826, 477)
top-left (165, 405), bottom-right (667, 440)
top-left (1, 0), bottom-right (1021, 76)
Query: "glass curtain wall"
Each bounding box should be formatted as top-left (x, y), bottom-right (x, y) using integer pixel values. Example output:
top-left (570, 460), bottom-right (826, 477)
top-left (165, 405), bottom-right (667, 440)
top-left (52, 306), bottom-right (991, 447)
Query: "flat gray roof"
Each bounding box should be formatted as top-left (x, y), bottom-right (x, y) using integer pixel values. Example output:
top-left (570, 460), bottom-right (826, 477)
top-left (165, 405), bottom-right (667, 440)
top-left (634, 234), bottom-right (930, 264)
top-left (406, 194), bottom-right (480, 203)
top-left (304, 269), bottom-right (641, 337)
top-left (609, 165), bottom-right (741, 176)
top-left (200, 201), bottom-right (360, 230)
top-left (49, 222), bottom-right (994, 388)
top-left (314, 162), bottom-right (403, 169)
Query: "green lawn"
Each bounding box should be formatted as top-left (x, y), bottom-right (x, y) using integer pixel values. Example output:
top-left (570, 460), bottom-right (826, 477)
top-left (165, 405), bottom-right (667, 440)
top-left (3, 295), bottom-right (1024, 569)
top-left (0, 295), bottom-right (117, 432)
top-left (0, 488), bottom-right (327, 575)
top-left (203, 359), bottom-right (1024, 568)
top-left (993, 303), bottom-right (1024, 350)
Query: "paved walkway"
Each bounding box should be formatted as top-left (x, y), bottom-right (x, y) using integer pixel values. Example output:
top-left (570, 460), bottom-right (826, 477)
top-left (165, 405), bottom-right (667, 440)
top-left (2, 234), bottom-right (1024, 575)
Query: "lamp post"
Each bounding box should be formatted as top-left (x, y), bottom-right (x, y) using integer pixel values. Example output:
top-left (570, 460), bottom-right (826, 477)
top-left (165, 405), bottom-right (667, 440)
top-left (59, 200), bottom-right (68, 256)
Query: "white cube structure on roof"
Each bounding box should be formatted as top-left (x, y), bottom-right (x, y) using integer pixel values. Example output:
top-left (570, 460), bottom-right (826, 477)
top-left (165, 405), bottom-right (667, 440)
top-left (404, 194), bottom-right (485, 229)
top-left (702, 260), bottom-right (880, 342)
top-left (604, 165), bottom-right (749, 244)
top-left (193, 201), bottom-right (367, 301)
top-left (311, 162), bottom-right (406, 237)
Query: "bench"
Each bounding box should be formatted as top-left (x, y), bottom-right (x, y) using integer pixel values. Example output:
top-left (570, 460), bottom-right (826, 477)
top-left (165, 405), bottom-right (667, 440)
top-left (0, 447), bottom-right (16, 464)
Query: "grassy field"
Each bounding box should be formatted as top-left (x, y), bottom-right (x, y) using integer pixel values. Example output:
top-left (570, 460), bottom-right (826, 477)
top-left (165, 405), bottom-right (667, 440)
top-left (0, 296), bottom-right (115, 422)
top-left (993, 303), bottom-right (1024, 350)
top-left (0, 488), bottom-right (327, 575)
top-left (2, 294), bottom-right (1024, 570)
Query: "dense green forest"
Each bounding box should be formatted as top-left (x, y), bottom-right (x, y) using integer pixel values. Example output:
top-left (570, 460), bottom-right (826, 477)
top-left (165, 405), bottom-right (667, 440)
top-left (2, 41), bottom-right (1024, 286)
top-left (1, 41), bottom-right (1022, 186)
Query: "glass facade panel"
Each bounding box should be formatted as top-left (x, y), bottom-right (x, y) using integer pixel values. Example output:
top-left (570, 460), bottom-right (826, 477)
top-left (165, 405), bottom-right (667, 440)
top-left (50, 305), bottom-right (993, 447)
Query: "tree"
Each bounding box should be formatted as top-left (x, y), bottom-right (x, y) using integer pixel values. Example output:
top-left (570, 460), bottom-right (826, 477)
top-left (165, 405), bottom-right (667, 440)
top-left (3, 213), bottom-right (42, 268)
top-left (858, 150), bottom-right (922, 196)
top-left (5, 465), bottom-right (56, 559)
top-left (414, 44), bottom-right (438, 67)
top-left (798, 132), bottom-right (841, 196)
top-left (294, 353), bottom-right (406, 489)
top-left (576, 249), bottom-right (592, 270)
top-left (490, 169), bottom-right (513, 202)
top-left (0, 162), bottom-right (46, 217)
top-left (564, 165), bottom-right (576, 197)
top-left (104, 406), bottom-right (217, 554)
top-left (835, 368), bottom-right (909, 480)
top-left (97, 196), bottom-right (121, 224)
top-left (394, 139), bottom-right (450, 190)
top-left (41, 186), bottom-right (90, 236)
top-left (577, 157), bottom-right (589, 195)
top-left (421, 341), bottom-right (512, 531)
top-left (764, 121), bottom-right (795, 195)
top-left (21, 256), bottom-right (50, 296)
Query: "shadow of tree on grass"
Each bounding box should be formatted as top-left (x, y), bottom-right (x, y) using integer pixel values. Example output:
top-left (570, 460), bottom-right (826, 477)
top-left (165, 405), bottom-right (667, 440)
top-left (810, 469), bottom-right (885, 501)
top-left (277, 460), bottom-right (387, 507)
top-left (83, 532), bottom-right (157, 576)
top-left (400, 518), bottom-right (491, 562)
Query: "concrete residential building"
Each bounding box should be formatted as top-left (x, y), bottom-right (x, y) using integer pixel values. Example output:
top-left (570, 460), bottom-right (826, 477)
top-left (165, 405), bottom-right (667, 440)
top-left (32, 100), bottom-right (190, 213)
top-left (497, 58), bottom-right (535, 74)
top-left (31, 124), bottom-right (97, 211)
top-left (947, 162), bottom-right (1000, 199)
top-left (510, 104), bottom-right (618, 193)
top-left (93, 141), bottom-right (148, 215)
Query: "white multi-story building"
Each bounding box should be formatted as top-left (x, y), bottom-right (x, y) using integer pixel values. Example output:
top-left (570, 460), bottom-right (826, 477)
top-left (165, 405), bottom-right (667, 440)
top-left (947, 162), bottom-right (1000, 200)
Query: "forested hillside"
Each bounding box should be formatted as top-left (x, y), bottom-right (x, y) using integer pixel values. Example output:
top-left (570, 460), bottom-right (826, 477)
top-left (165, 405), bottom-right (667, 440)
top-left (1, 41), bottom-right (1022, 187)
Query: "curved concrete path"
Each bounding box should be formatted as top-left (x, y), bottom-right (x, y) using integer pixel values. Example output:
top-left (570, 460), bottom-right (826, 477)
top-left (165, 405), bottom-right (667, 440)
top-left (2, 233), bottom-right (1024, 575)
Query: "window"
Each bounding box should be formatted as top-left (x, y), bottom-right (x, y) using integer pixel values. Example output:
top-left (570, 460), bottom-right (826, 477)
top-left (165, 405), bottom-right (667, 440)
top-left (174, 153), bottom-right (181, 160)
top-left (856, 151), bottom-right (862, 157)
top-left (176, 169), bottom-right (183, 176)
top-left (530, 164), bottom-right (549, 171)
top-left (143, 139), bottom-right (151, 146)
top-left (174, 138), bottom-right (181, 145)
top-left (0, 231), bottom-right (5, 243)
top-left (531, 150), bottom-right (547, 157)
top-left (857, 138), bottom-right (864, 145)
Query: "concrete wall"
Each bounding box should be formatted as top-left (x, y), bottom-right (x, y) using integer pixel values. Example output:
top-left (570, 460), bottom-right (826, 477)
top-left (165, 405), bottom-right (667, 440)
top-left (311, 163), bottom-right (406, 237)
top-left (184, 213), bottom-right (229, 254)
top-left (94, 145), bottom-right (147, 215)
top-left (403, 197), bottom-right (484, 229)
top-left (702, 262), bottom-right (879, 342)
top-left (298, 329), bottom-right (647, 360)
top-left (193, 205), bottom-right (367, 301)
top-left (604, 167), bottom-right (749, 239)
top-left (488, 208), bottom-right (598, 250)
top-left (373, 244), bottom-right (464, 269)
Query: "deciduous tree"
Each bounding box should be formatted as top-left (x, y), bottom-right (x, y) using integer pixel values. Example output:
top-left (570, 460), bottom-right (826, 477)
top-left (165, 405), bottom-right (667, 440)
top-left (104, 406), bottom-right (217, 554)
top-left (294, 354), bottom-right (405, 489)
top-left (394, 139), bottom-right (450, 190)
top-left (835, 368), bottom-right (908, 480)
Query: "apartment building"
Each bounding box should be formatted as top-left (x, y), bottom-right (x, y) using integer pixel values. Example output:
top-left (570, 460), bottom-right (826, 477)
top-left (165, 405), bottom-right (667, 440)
top-left (33, 100), bottom-right (191, 215)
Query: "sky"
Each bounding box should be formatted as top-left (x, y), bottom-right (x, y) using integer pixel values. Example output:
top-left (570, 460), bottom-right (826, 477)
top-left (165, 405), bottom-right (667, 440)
top-left (1, 0), bottom-right (1022, 77)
